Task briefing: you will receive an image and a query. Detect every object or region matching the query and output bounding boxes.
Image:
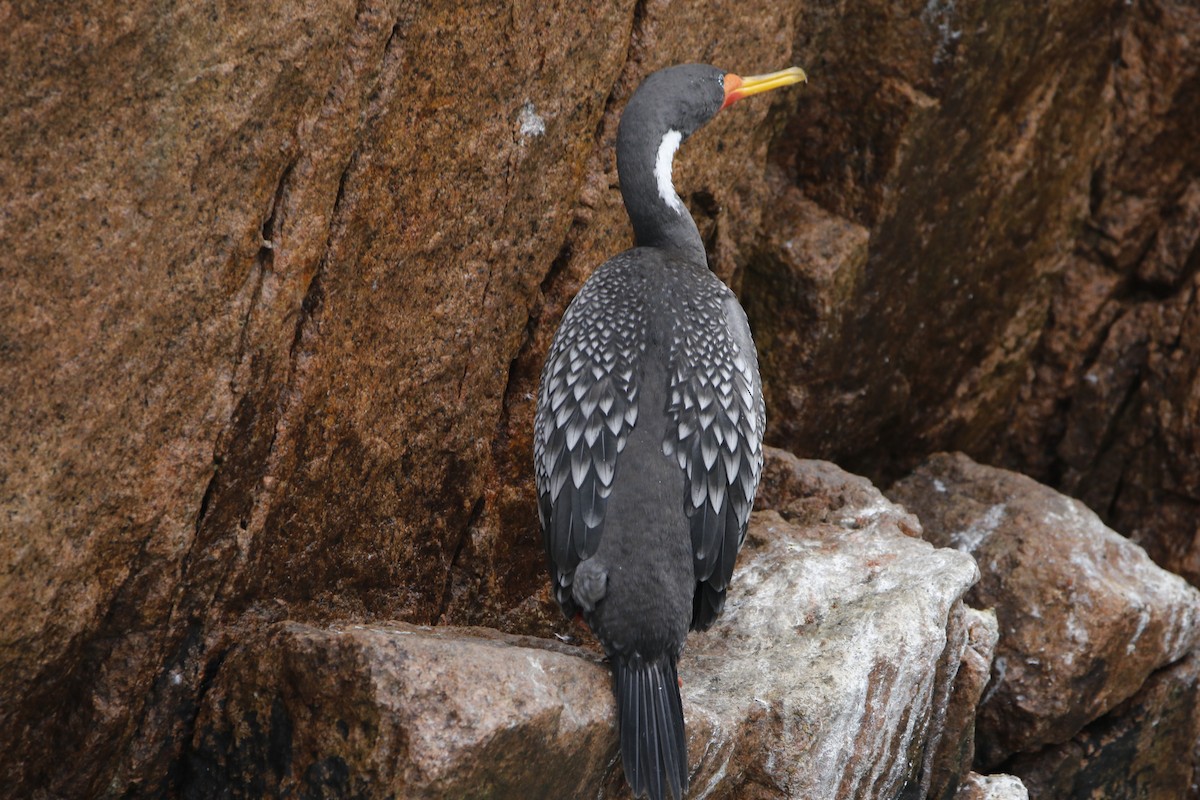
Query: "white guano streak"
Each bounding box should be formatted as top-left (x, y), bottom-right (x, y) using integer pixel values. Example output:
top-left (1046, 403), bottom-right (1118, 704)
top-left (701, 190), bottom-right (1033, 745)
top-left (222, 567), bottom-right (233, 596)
top-left (655, 129), bottom-right (685, 214)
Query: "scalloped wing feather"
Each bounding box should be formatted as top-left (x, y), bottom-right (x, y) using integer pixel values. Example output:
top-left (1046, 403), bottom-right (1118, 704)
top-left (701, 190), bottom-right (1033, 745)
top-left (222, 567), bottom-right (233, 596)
top-left (534, 256), bottom-right (646, 611)
top-left (661, 283), bottom-right (764, 631)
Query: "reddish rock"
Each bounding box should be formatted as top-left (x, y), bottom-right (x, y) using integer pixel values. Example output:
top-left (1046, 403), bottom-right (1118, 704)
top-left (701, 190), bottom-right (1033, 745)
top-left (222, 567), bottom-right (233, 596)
top-left (963, 0), bottom-right (1200, 584)
top-left (930, 608), bottom-right (1001, 800)
top-left (0, 0), bottom-right (648, 791)
top-left (190, 461), bottom-right (981, 798)
top-left (1061, 277), bottom-right (1200, 588)
top-left (2, 2), bottom-right (803, 793)
top-left (746, 0), bottom-right (1200, 589)
top-left (2, 4), bottom-right (376, 794)
top-left (742, 191), bottom-right (871, 458)
top-left (3, 0), bottom-right (1199, 795)
top-left (756, 446), bottom-right (923, 535)
top-left (187, 623), bottom-right (618, 799)
top-left (749, 0), bottom-right (1120, 469)
top-left (888, 453), bottom-right (1200, 767)
top-left (1006, 653), bottom-right (1200, 799)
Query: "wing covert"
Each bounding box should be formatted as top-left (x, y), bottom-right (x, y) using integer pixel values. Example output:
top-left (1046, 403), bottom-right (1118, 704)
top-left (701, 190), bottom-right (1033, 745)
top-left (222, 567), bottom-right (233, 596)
top-left (534, 257), bottom-right (646, 611)
top-left (662, 283), bottom-right (764, 630)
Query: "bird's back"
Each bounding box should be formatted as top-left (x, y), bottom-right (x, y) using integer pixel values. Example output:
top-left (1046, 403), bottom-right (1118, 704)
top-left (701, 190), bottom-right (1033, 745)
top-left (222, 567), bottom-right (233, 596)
top-left (534, 245), bottom-right (763, 647)
top-left (534, 244), bottom-right (763, 800)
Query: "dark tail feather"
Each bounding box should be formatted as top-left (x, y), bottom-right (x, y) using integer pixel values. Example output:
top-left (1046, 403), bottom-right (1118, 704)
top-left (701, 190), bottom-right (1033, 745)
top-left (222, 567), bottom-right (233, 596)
top-left (690, 581), bottom-right (725, 632)
top-left (614, 656), bottom-right (688, 800)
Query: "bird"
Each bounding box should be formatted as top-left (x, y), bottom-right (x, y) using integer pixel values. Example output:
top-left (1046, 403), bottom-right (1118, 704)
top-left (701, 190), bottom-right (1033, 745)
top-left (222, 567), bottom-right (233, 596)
top-left (533, 63), bottom-right (805, 800)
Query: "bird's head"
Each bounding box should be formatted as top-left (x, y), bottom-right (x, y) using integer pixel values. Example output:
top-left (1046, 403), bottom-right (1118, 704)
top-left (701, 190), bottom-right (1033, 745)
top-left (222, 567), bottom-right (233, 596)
top-left (619, 64), bottom-right (808, 144)
top-left (615, 63), bottom-right (807, 253)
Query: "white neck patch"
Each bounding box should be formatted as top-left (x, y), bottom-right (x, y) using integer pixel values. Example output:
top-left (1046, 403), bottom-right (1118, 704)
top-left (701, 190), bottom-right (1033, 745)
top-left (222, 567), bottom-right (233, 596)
top-left (654, 129), bottom-right (685, 214)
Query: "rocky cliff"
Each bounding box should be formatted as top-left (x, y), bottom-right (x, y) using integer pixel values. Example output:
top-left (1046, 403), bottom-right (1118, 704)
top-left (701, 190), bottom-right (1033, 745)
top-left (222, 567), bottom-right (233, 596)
top-left (2, 0), bottom-right (1198, 797)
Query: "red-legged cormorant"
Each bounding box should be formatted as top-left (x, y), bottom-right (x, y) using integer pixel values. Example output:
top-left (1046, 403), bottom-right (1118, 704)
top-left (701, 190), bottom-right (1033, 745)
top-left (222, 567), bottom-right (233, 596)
top-left (534, 64), bottom-right (806, 800)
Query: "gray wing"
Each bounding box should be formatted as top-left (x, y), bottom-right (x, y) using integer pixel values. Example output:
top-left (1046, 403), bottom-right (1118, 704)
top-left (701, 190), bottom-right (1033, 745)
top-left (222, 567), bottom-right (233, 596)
top-left (534, 257), bottom-right (645, 614)
top-left (662, 283), bottom-right (764, 631)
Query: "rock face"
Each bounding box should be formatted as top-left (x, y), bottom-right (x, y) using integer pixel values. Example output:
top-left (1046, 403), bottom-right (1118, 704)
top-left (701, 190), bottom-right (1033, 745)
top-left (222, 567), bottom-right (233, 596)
top-left (3, 0), bottom-right (1198, 796)
top-left (1, 2), bottom-right (801, 793)
top-left (1007, 654), bottom-right (1200, 800)
top-left (1008, 652), bottom-right (1200, 800)
top-left (188, 624), bottom-right (619, 799)
top-left (744, 0), bottom-right (1200, 592)
top-left (189, 458), bottom-right (983, 798)
top-left (889, 453), bottom-right (1200, 790)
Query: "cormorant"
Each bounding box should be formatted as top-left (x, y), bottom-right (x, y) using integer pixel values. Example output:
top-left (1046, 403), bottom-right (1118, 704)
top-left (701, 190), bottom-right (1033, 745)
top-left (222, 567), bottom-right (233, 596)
top-left (534, 63), bottom-right (806, 800)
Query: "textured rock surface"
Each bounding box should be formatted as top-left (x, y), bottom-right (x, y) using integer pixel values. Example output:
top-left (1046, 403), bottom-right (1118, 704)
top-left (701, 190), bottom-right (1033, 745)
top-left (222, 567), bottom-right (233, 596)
top-left (0, 2), bottom-right (799, 793)
top-left (930, 608), bottom-right (1000, 800)
top-left (4, 0), bottom-right (1199, 796)
top-left (187, 623), bottom-right (618, 799)
top-left (1005, 654), bottom-right (1200, 800)
top-left (888, 453), bottom-right (1200, 768)
top-left (746, 0), bottom-right (1116, 466)
top-left (954, 773), bottom-right (1029, 800)
top-left (742, 0), bottom-right (1200, 583)
top-left (996, 0), bottom-right (1200, 587)
top-left (190, 464), bottom-right (981, 798)
top-left (686, 508), bottom-right (977, 798)
top-left (756, 445), bottom-right (923, 536)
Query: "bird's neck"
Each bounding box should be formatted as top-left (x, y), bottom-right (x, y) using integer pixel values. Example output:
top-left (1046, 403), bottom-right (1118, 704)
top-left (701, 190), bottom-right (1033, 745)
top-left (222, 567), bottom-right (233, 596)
top-left (617, 126), bottom-right (707, 265)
